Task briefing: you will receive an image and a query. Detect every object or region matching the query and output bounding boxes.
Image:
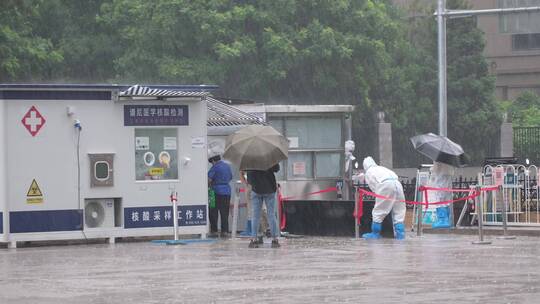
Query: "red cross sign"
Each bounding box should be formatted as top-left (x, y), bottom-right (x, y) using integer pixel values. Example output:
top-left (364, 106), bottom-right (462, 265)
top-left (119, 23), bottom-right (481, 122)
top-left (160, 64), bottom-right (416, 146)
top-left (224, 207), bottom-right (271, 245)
top-left (21, 106), bottom-right (46, 137)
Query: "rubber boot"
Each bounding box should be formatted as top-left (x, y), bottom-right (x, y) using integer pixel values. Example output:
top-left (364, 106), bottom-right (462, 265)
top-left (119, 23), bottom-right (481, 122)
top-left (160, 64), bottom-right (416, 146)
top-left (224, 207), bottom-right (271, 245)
top-left (431, 206), bottom-right (451, 229)
top-left (362, 222), bottom-right (382, 239)
top-left (239, 220), bottom-right (252, 236)
top-left (394, 223), bottom-right (405, 240)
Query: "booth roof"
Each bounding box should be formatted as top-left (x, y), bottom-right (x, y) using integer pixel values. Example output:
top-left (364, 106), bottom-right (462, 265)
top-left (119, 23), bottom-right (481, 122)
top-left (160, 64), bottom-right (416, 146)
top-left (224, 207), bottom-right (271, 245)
top-left (119, 84), bottom-right (210, 97)
top-left (0, 83), bottom-right (218, 91)
top-left (207, 97), bottom-right (263, 127)
top-left (1, 83), bottom-right (262, 127)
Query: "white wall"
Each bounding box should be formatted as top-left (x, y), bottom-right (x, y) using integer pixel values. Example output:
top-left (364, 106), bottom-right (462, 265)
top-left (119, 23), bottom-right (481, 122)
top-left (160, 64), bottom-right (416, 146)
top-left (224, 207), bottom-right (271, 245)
top-left (0, 99), bottom-right (6, 240)
top-left (5, 95), bottom-right (208, 235)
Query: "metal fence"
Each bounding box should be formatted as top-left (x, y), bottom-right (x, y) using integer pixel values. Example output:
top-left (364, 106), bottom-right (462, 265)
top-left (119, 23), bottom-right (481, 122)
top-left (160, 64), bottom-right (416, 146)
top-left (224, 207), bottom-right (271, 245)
top-left (475, 165), bottom-right (540, 227)
top-left (514, 127), bottom-right (540, 165)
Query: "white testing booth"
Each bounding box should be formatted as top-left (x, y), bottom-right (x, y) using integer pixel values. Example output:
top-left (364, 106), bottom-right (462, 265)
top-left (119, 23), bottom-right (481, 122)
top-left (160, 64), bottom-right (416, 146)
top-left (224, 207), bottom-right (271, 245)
top-left (236, 104), bottom-right (355, 200)
top-left (232, 103), bottom-right (357, 236)
top-left (0, 84), bottom-right (213, 248)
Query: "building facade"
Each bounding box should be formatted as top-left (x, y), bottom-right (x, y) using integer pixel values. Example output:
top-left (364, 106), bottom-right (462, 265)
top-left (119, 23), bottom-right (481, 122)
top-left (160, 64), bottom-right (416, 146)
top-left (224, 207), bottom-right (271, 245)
top-left (395, 0), bottom-right (540, 100)
top-left (474, 0), bottom-right (540, 100)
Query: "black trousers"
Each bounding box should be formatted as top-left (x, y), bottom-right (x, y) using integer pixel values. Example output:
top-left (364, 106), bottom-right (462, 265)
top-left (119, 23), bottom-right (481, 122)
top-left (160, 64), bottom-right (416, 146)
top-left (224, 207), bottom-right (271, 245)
top-left (209, 194), bottom-right (230, 233)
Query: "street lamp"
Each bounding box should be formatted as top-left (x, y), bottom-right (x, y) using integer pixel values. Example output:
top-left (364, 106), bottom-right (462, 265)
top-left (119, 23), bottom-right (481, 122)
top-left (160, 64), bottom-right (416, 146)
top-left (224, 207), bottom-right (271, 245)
top-left (435, 3), bottom-right (540, 137)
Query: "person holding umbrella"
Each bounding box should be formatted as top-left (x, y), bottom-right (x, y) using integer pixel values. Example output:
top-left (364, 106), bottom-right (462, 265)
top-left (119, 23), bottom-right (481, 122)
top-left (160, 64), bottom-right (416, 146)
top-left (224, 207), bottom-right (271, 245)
top-left (428, 162), bottom-right (455, 228)
top-left (361, 156), bottom-right (406, 240)
top-left (223, 125), bottom-right (289, 248)
top-left (410, 133), bottom-right (468, 229)
top-left (246, 163), bottom-right (281, 248)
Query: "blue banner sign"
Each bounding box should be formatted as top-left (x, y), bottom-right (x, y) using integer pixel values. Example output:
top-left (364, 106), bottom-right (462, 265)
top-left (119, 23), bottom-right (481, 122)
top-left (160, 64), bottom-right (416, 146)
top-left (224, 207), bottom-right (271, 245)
top-left (124, 105), bottom-right (189, 126)
top-left (124, 205), bottom-right (206, 228)
top-left (10, 210), bottom-right (83, 233)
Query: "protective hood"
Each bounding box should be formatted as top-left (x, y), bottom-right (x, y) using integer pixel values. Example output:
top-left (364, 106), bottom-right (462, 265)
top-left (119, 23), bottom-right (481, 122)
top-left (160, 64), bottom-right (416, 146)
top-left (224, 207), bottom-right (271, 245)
top-left (363, 156), bottom-right (377, 171)
top-left (208, 141), bottom-right (225, 160)
top-left (208, 149), bottom-right (221, 159)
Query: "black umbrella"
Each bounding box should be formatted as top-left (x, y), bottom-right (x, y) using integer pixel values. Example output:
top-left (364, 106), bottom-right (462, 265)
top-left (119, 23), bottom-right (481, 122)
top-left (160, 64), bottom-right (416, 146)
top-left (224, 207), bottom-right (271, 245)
top-left (410, 133), bottom-right (468, 167)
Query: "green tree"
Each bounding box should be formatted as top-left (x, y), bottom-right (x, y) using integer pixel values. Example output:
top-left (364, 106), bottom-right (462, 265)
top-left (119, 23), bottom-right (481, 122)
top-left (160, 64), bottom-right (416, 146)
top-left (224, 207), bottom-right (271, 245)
top-left (505, 91), bottom-right (540, 164)
top-left (501, 91), bottom-right (540, 126)
top-left (446, 0), bottom-right (500, 164)
top-left (396, 0), bottom-right (501, 166)
top-left (1, 0), bottom-right (500, 166)
top-left (31, 0), bottom-right (119, 82)
top-left (0, 0), bottom-right (62, 82)
top-left (99, 0), bottom-right (414, 158)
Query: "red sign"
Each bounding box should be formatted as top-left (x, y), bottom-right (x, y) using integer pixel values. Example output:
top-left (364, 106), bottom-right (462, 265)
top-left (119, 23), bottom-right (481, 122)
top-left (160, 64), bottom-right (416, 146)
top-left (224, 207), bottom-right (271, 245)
top-left (21, 106), bottom-right (46, 137)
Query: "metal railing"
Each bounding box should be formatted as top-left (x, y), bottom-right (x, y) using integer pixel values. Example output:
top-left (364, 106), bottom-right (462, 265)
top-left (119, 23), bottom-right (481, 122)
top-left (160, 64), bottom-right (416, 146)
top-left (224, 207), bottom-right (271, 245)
top-left (479, 165), bottom-right (540, 227)
top-left (514, 127), bottom-right (540, 165)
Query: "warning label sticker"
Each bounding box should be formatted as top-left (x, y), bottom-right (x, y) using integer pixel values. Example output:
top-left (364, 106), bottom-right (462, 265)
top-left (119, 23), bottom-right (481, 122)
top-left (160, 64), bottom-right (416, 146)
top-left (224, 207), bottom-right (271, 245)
top-left (149, 167), bottom-right (165, 176)
top-left (26, 179), bottom-right (44, 204)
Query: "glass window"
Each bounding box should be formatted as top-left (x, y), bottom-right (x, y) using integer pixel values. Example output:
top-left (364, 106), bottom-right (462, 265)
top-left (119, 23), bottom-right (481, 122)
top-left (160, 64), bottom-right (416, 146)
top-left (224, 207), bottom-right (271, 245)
top-left (135, 128), bottom-right (178, 181)
top-left (268, 118), bottom-right (284, 135)
top-left (285, 117), bottom-right (342, 149)
top-left (499, 0), bottom-right (540, 33)
top-left (287, 152), bottom-right (313, 179)
top-left (95, 162), bottom-right (110, 180)
top-left (512, 33), bottom-right (540, 50)
top-left (315, 152), bottom-right (342, 178)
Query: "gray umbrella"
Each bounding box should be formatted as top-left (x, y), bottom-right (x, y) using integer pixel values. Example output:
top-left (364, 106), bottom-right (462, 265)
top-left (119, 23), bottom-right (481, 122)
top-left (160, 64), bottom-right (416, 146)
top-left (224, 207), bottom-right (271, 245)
top-left (223, 125), bottom-right (288, 170)
top-left (410, 133), bottom-right (468, 167)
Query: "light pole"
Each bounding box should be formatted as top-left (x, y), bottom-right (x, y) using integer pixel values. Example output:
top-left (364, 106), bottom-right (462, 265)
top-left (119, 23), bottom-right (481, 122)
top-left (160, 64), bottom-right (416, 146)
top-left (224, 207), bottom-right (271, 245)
top-left (437, 0), bottom-right (447, 137)
top-left (435, 4), bottom-right (540, 137)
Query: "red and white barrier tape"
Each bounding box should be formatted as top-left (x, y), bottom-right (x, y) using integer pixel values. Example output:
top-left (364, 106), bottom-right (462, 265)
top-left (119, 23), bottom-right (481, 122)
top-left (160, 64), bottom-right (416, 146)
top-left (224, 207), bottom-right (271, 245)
top-left (354, 186), bottom-right (499, 224)
top-left (274, 184), bottom-right (499, 229)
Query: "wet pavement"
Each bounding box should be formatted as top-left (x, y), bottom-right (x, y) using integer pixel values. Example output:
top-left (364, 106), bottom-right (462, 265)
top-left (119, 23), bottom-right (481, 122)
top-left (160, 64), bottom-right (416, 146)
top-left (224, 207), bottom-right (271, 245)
top-left (1, 234), bottom-right (540, 304)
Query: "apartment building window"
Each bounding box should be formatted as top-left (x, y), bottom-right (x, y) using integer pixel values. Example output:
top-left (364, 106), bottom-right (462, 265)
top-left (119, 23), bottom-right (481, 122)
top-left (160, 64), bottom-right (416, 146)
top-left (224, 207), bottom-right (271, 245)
top-left (512, 33), bottom-right (540, 50)
top-left (498, 0), bottom-right (540, 33)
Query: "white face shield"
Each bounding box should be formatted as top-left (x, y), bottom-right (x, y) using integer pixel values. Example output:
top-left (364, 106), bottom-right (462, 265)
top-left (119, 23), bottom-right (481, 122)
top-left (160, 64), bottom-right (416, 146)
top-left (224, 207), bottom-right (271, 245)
top-left (344, 140), bottom-right (356, 172)
top-left (345, 140), bottom-right (355, 154)
top-left (208, 140), bottom-right (225, 162)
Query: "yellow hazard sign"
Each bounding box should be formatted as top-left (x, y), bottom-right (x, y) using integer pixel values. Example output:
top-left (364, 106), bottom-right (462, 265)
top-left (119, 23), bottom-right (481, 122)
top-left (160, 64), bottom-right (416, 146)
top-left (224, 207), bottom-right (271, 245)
top-left (27, 179), bottom-right (43, 196)
top-left (26, 179), bottom-right (44, 204)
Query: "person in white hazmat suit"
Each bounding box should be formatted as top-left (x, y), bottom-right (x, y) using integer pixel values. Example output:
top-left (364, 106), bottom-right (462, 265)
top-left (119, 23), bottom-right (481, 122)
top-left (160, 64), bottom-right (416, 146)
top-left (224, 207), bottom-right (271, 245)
top-left (428, 162), bottom-right (455, 228)
top-left (361, 157), bottom-right (406, 240)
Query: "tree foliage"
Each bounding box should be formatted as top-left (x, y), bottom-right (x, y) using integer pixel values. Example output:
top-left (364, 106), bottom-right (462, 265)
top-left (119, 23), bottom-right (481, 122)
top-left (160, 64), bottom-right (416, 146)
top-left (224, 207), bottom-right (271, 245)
top-left (32, 0), bottom-right (121, 82)
top-left (501, 91), bottom-right (540, 127)
top-left (0, 0), bottom-right (62, 82)
top-left (0, 0), bottom-right (502, 166)
top-left (395, 0), bottom-right (501, 166)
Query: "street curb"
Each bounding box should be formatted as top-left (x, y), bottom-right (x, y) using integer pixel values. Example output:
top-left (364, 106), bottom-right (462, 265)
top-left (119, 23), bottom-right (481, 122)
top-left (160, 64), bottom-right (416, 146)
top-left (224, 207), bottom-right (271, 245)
top-left (423, 227), bottom-right (540, 237)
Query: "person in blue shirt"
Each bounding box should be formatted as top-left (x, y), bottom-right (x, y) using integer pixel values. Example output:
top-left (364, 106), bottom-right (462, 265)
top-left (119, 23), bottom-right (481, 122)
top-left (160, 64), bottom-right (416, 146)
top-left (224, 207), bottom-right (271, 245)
top-left (208, 154), bottom-right (233, 238)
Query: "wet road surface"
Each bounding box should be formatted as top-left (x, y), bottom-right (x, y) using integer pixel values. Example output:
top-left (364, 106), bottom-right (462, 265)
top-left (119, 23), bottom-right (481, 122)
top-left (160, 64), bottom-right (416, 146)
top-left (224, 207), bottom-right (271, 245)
top-left (1, 234), bottom-right (539, 303)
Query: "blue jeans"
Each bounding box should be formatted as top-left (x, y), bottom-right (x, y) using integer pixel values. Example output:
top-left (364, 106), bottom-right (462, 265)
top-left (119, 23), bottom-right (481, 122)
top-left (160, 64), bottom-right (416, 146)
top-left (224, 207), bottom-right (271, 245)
top-left (251, 192), bottom-right (279, 238)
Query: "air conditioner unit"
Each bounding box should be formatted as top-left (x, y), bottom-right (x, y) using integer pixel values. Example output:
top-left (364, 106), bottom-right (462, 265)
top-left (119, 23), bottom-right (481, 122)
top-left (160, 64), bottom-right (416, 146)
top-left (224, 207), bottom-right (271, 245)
top-left (84, 199), bottom-right (115, 229)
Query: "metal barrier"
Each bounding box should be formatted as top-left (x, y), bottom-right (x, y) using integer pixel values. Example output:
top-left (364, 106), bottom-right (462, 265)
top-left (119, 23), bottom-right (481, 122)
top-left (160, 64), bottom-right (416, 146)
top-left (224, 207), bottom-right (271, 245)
top-left (231, 181), bottom-right (250, 239)
top-left (479, 164), bottom-right (540, 227)
top-left (472, 185), bottom-right (491, 245)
